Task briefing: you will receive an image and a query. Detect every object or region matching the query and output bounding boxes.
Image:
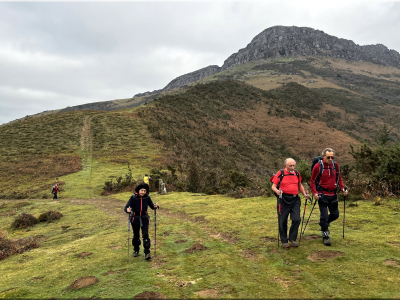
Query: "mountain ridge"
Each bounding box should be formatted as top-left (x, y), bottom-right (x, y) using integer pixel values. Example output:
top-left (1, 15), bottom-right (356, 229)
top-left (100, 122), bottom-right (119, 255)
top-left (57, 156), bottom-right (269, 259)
top-left (135, 25), bottom-right (400, 97)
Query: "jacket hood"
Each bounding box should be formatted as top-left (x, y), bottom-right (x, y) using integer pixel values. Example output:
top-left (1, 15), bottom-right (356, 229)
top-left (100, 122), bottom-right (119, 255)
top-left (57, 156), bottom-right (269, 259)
top-left (135, 183), bottom-right (150, 194)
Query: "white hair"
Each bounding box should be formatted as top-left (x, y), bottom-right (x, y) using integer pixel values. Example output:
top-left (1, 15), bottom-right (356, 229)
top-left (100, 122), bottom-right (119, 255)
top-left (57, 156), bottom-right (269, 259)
top-left (322, 148), bottom-right (335, 156)
top-left (284, 158), bottom-right (296, 165)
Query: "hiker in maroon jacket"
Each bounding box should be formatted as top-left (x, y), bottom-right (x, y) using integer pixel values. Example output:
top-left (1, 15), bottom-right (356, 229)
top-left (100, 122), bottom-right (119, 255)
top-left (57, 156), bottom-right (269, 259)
top-left (272, 158), bottom-right (309, 248)
top-left (52, 183), bottom-right (59, 200)
top-left (310, 148), bottom-right (348, 246)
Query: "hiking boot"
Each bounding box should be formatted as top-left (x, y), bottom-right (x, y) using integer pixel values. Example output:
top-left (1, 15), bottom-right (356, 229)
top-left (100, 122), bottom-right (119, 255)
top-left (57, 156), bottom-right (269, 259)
top-left (145, 253), bottom-right (152, 260)
top-left (290, 240), bottom-right (299, 247)
top-left (323, 237), bottom-right (331, 246)
top-left (133, 251), bottom-right (138, 257)
top-left (282, 242), bottom-right (290, 249)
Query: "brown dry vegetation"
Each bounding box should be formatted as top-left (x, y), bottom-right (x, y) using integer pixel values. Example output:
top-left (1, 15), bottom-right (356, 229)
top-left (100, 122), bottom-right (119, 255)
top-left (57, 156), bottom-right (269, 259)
top-left (0, 236), bottom-right (41, 260)
top-left (37, 210), bottom-right (63, 222)
top-left (11, 213), bottom-right (38, 229)
top-left (227, 103), bottom-right (358, 163)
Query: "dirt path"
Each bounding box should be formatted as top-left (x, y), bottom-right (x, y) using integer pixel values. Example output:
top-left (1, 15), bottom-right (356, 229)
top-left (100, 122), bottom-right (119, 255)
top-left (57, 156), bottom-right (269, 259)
top-left (69, 198), bottom-right (128, 224)
top-left (80, 116), bottom-right (93, 183)
top-left (68, 198), bottom-right (239, 246)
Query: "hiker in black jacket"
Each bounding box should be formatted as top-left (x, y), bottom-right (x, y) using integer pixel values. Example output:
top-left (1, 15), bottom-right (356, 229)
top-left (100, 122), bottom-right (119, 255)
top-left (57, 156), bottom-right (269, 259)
top-left (124, 183), bottom-right (158, 260)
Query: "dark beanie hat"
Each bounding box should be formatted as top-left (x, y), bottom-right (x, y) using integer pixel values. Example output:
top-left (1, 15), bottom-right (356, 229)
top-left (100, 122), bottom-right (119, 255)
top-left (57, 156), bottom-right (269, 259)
top-left (135, 183), bottom-right (149, 194)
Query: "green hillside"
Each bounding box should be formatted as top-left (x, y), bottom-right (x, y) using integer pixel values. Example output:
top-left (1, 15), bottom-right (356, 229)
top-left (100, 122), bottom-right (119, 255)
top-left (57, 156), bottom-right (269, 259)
top-left (0, 110), bottom-right (164, 199)
top-left (2, 71), bottom-right (400, 198)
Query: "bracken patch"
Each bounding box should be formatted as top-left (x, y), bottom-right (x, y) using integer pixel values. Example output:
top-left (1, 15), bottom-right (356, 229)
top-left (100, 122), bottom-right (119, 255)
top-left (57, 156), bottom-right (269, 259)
top-left (0, 236), bottom-right (40, 260)
top-left (38, 210), bottom-right (63, 222)
top-left (11, 213), bottom-right (38, 229)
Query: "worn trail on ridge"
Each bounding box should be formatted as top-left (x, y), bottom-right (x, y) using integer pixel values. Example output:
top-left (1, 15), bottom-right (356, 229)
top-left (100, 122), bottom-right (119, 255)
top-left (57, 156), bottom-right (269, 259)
top-left (80, 116), bottom-right (94, 184)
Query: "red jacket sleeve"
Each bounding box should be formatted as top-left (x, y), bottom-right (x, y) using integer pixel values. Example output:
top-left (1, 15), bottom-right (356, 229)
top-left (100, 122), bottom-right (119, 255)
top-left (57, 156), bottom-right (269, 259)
top-left (272, 170), bottom-right (282, 185)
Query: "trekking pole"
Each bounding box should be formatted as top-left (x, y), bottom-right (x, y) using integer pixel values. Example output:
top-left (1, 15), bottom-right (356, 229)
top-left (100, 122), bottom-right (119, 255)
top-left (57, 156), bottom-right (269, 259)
top-left (154, 203), bottom-right (160, 256)
top-left (343, 187), bottom-right (347, 239)
top-left (299, 192), bottom-right (310, 242)
top-left (277, 191), bottom-right (282, 247)
top-left (301, 195), bottom-right (317, 237)
top-left (127, 211), bottom-right (131, 263)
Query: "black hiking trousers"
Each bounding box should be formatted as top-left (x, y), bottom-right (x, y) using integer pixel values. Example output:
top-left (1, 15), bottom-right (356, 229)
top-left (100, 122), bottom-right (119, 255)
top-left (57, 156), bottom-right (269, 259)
top-left (318, 195), bottom-right (339, 232)
top-left (132, 222), bottom-right (151, 254)
top-left (277, 195), bottom-right (301, 243)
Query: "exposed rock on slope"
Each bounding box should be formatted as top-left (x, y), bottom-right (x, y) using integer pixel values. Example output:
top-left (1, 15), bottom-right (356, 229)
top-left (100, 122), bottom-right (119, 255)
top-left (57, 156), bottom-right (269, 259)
top-left (221, 26), bottom-right (400, 70)
top-left (163, 65), bottom-right (221, 91)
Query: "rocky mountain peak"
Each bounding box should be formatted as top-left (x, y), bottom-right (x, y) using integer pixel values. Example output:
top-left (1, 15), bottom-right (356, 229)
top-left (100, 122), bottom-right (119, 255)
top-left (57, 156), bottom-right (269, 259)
top-left (221, 25), bottom-right (400, 69)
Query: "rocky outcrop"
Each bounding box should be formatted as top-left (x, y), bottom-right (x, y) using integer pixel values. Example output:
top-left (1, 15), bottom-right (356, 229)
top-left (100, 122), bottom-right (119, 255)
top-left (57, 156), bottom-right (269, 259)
top-left (132, 65), bottom-right (221, 98)
top-left (133, 89), bottom-right (163, 98)
top-left (162, 65), bottom-right (221, 91)
top-left (221, 26), bottom-right (400, 70)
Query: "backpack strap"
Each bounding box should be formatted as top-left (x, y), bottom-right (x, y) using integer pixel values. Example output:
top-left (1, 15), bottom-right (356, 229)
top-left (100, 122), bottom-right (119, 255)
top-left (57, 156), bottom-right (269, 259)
top-left (316, 160), bottom-right (339, 193)
top-left (315, 160), bottom-right (324, 191)
top-left (277, 169), bottom-right (300, 190)
top-left (333, 161), bottom-right (340, 187)
top-left (276, 169), bottom-right (284, 190)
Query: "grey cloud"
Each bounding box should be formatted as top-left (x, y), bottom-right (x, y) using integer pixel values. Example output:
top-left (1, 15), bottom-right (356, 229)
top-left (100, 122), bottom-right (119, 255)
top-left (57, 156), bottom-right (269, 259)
top-left (1, 1), bottom-right (400, 125)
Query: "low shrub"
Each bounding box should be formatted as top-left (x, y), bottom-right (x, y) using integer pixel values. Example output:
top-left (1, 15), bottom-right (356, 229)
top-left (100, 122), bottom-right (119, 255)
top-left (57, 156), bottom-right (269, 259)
top-left (38, 210), bottom-right (63, 222)
top-left (102, 171), bottom-right (137, 195)
top-left (11, 213), bottom-right (38, 229)
top-left (0, 236), bottom-right (40, 260)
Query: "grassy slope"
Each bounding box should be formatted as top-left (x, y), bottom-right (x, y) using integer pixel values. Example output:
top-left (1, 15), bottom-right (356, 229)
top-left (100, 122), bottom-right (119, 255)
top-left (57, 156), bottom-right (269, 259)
top-left (1, 194), bottom-right (400, 299)
top-left (0, 109), bottom-right (164, 199)
top-left (59, 110), bottom-right (164, 199)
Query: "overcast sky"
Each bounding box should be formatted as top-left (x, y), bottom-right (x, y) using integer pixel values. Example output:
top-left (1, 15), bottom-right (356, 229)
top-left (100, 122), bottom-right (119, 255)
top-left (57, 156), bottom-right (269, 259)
top-left (1, 1), bottom-right (399, 125)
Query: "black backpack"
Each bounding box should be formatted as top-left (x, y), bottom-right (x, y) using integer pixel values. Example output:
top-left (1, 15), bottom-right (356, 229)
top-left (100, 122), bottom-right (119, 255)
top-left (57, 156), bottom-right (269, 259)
top-left (270, 169), bottom-right (300, 197)
top-left (311, 156), bottom-right (339, 192)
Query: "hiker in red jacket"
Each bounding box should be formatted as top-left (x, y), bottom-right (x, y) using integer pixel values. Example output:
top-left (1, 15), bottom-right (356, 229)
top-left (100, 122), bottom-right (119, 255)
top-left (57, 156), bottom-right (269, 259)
top-left (52, 183), bottom-right (59, 200)
top-left (310, 148), bottom-right (348, 246)
top-left (272, 158), bottom-right (309, 248)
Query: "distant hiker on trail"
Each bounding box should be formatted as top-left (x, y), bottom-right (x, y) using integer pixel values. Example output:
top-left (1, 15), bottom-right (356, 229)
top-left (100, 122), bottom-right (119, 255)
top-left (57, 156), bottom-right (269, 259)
top-left (51, 183), bottom-right (59, 200)
top-left (124, 183), bottom-right (158, 260)
top-left (271, 158), bottom-right (309, 248)
top-left (310, 148), bottom-right (348, 246)
top-left (143, 174), bottom-right (152, 185)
